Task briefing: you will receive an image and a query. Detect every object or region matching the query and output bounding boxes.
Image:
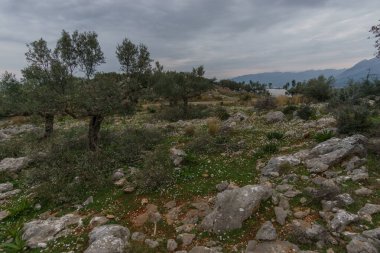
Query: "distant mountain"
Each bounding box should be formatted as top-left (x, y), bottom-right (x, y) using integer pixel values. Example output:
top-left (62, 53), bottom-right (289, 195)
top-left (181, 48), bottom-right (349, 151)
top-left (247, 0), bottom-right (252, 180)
top-left (231, 58), bottom-right (380, 87)
top-left (232, 69), bottom-right (345, 88)
top-left (334, 58), bottom-right (380, 86)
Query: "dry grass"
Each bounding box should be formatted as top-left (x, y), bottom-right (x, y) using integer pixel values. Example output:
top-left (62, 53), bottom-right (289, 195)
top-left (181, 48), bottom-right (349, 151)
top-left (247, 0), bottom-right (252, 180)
top-left (207, 117), bottom-right (221, 136)
top-left (184, 124), bottom-right (196, 136)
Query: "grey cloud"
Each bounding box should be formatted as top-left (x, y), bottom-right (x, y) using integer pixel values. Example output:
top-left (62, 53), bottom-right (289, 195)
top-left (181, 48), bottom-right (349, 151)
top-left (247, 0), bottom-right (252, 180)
top-left (0, 0), bottom-right (379, 78)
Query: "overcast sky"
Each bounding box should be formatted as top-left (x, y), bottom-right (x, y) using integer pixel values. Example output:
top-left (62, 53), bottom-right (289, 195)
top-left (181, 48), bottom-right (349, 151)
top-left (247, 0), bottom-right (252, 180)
top-left (0, 0), bottom-right (379, 79)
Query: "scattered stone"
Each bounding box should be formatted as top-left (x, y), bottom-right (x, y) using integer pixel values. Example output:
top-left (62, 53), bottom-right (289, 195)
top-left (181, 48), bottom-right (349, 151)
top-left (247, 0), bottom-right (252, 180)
top-left (346, 235), bottom-right (379, 253)
top-left (255, 221), bottom-right (277, 241)
top-left (182, 209), bottom-right (199, 225)
top-left (335, 193), bottom-right (354, 206)
top-left (329, 209), bottom-right (359, 232)
top-left (354, 187), bottom-right (373, 196)
top-left (177, 233), bottom-right (195, 246)
top-left (114, 178), bottom-right (126, 187)
top-left (112, 169), bottom-right (125, 181)
top-left (164, 200), bottom-right (177, 209)
top-left (216, 181), bottom-right (229, 192)
top-left (0, 182), bottom-right (13, 193)
top-left (265, 111), bottom-right (285, 123)
top-left (261, 155), bottom-right (301, 176)
top-left (293, 208), bottom-right (310, 219)
top-left (274, 207), bottom-right (288, 225)
top-left (123, 184), bottom-right (135, 193)
top-left (22, 214), bottom-right (82, 248)
top-left (83, 196), bottom-right (93, 206)
top-left (284, 189), bottom-right (301, 198)
top-left (0, 189), bottom-right (21, 200)
top-left (166, 206), bottom-right (182, 225)
top-left (246, 240), bottom-right (300, 253)
top-left (132, 204), bottom-right (157, 227)
top-left (176, 224), bottom-right (195, 233)
top-left (0, 157), bottom-right (30, 173)
top-left (0, 210), bottom-right (10, 221)
top-left (201, 184), bottom-right (272, 233)
top-left (189, 246), bottom-right (213, 253)
top-left (85, 225), bottom-right (130, 253)
top-left (89, 216), bottom-right (109, 228)
top-left (145, 238), bottom-right (159, 248)
top-left (170, 147), bottom-right (187, 166)
top-left (358, 204), bottom-right (380, 217)
top-left (131, 232), bottom-right (146, 242)
top-left (167, 239), bottom-right (178, 251)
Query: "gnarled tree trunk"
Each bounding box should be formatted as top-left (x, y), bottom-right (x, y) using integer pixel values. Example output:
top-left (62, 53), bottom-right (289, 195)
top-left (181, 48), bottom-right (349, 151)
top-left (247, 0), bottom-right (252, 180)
top-left (43, 114), bottom-right (54, 138)
top-left (88, 115), bottom-right (103, 151)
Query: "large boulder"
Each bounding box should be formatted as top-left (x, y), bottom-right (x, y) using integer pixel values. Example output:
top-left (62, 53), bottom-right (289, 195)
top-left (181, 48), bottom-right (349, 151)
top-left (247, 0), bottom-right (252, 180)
top-left (304, 135), bottom-right (367, 173)
top-left (201, 184), bottom-right (272, 233)
top-left (0, 157), bottom-right (30, 173)
top-left (22, 214), bottom-right (82, 248)
top-left (84, 225), bottom-right (130, 253)
top-left (264, 111), bottom-right (285, 123)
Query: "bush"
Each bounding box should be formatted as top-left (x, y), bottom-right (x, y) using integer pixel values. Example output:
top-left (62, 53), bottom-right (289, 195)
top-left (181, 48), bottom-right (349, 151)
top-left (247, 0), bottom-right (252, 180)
top-left (282, 105), bottom-right (298, 115)
top-left (213, 106), bottom-right (230, 120)
top-left (207, 118), bottom-right (221, 136)
top-left (255, 96), bottom-right (277, 111)
top-left (184, 124), bottom-right (195, 137)
top-left (297, 105), bottom-right (315, 120)
top-left (266, 131), bottom-right (284, 140)
top-left (134, 147), bottom-right (174, 193)
top-left (313, 130), bottom-right (335, 143)
top-left (27, 127), bottom-right (165, 205)
top-left (255, 143), bottom-right (279, 157)
top-left (155, 105), bottom-right (211, 122)
top-left (186, 132), bottom-right (243, 155)
top-left (336, 105), bottom-right (372, 134)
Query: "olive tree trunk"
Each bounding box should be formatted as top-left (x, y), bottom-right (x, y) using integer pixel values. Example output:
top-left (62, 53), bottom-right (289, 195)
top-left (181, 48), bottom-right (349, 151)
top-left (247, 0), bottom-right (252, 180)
top-left (88, 115), bottom-right (103, 151)
top-left (43, 114), bottom-right (54, 138)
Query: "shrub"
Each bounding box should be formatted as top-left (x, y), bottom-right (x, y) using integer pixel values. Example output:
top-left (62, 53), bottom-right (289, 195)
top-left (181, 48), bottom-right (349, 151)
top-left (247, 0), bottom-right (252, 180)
top-left (255, 96), bottom-right (277, 111)
top-left (297, 105), bottom-right (315, 120)
top-left (184, 124), bottom-right (195, 137)
top-left (313, 130), bottom-right (335, 143)
top-left (255, 143), bottom-right (279, 157)
top-left (336, 105), bottom-right (372, 134)
top-left (155, 105), bottom-right (211, 122)
top-left (213, 106), bottom-right (230, 120)
top-left (135, 147), bottom-right (174, 193)
top-left (266, 131), bottom-right (284, 140)
top-left (282, 105), bottom-right (298, 115)
top-left (207, 118), bottom-right (221, 136)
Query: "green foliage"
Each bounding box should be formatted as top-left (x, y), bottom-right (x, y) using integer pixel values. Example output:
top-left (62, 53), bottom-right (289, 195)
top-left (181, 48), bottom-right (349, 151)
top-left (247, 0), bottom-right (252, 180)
top-left (336, 105), bottom-right (372, 134)
top-left (26, 127), bottom-right (164, 205)
top-left (282, 104), bottom-right (298, 115)
top-left (266, 131), bottom-right (284, 140)
top-left (134, 147), bottom-right (174, 193)
top-left (7, 197), bottom-right (34, 220)
top-left (155, 105), bottom-right (210, 122)
top-left (213, 106), bottom-right (230, 120)
top-left (0, 226), bottom-right (26, 253)
top-left (260, 143), bottom-right (279, 154)
top-left (0, 72), bottom-right (26, 116)
top-left (217, 79), bottom-right (268, 94)
top-left (287, 75), bottom-right (334, 102)
top-left (297, 105), bottom-right (315, 120)
top-left (313, 130), bottom-right (335, 143)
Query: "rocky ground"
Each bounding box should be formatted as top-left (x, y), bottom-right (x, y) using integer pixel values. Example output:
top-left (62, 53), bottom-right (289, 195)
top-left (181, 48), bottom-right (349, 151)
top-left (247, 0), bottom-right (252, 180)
top-left (0, 103), bottom-right (379, 253)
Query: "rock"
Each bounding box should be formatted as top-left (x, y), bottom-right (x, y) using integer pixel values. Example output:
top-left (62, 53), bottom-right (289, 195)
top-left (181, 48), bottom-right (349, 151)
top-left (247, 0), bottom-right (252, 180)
top-left (112, 169), bottom-right (125, 181)
top-left (255, 221), bottom-right (277, 241)
top-left (346, 235), bottom-right (379, 253)
top-left (22, 214), bottom-right (82, 248)
top-left (343, 156), bottom-right (366, 171)
top-left (358, 204), bottom-right (380, 217)
top-left (293, 208), bottom-right (310, 219)
top-left (335, 193), bottom-right (354, 206)
top-left (123, 184), bottom-right (135, 193)
top-left (145, 238), bottom-right (159, 248)
top-left (83, 196), bottom-right (93, 206)
top-left (167, 239), bottom-right (178, 251)
top-left (189, 246), bottom-right (213, 253)
top-left (291, 219), bottom-right (329, 244)
top-left (265, 111), bottom-right (285, 123)
top-left (246, 241), bottom-right (300, 253)
top-left (131, 232), bottom-right (146, 242)
top-left (113, 178), bottom-right (126, 187)
top-left (351, 172), bottom-right (369, 182)
top-left (329, 209), bottom-right (359, 232)
top-left (278, 196), bottom-right (290, 210)
top-left (201, 185), bottom-right (272, 233)
top-left (0, 182), bottom-right (13, 193)
top-left (0, 210), bottom-right (10, 221)
top-left (305, 135), bottom-right (367, 173)
top-left (261, 155), bottom-right (301, 176)
top-left (182, 209), bottom-right (199, 225)
top-left (89, 216), bottom-right (109, 228)
top-left (0, 157), bottom-right (30, 173)
top-left (85, 225), bottom-right (130, 253)
top-left (166, 206), bottom-right (182, 225)
top-left (355, 187), bottom-right (373, 196)
top-left (0, 188), bottom-right (21, 200)
top-left (170, 147), bottom-right (187, 166)
top-left (274, 207), bottom-right (288, 225)
top-left (284, 189), bottom-right (301, 198)
top-left (276, 184), bottom-right (293, 193)
top-left (176, 224), bottom-right (195, 233)
top-left (216, 181), bottom-right (229, 192)
top-left (177, 233), bottom-right (195, 246)
top-left (191, 201), bottom-right (211, 217)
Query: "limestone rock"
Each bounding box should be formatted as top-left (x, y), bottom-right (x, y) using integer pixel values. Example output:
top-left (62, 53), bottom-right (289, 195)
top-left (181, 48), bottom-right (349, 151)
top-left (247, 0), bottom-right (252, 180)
top-left (255, 221), bottom-right (277, 241)
top-left (85, 225), bottom-right (130, 253)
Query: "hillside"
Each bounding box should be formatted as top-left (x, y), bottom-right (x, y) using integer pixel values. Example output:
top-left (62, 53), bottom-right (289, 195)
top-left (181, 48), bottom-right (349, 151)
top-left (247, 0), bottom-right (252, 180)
top-left (231, 58), bottom-right (380, 87)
